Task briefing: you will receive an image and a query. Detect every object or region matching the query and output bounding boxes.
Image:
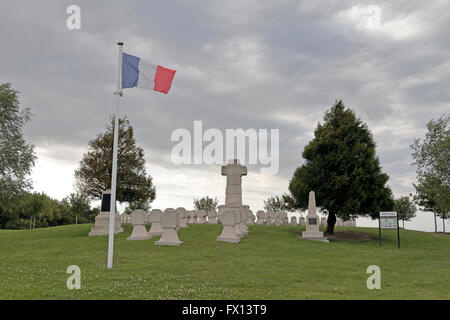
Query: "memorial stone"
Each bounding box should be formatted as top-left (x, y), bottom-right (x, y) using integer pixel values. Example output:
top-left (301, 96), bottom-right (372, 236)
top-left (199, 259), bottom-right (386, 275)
top-left (301, 191), bottom-right (328, 242)
top-left (197, 210), bottom-right (207, 224)
top-left (148, 209), bottom-right (164, 236)
top-left (155, 209), bottom-right (183, 246)
top-left (207, 210), bottom-right (218, 224)
top-left (256, 210), bottom-right (266, 225)
top-left (290, 216), bottom-right (298, 225)
top-left (127, 210), bottom-right (151, 240)
top-left (89, 189), bottom-right (123, 236)
top-left (175, 207), bottom-right (189, 228)
top-left (216, 210), bottom-right (240, 243)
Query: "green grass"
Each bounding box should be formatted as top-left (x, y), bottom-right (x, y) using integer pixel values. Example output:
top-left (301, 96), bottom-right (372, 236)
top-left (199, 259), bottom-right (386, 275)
top-left (0, 223), bottom-right (449, 299)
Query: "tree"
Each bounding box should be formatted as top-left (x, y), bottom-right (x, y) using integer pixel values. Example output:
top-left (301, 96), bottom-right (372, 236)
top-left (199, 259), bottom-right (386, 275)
top-left (411, 114), bottom-right (449, 232)
top-left (263, 196), bottom-right (287, 213)
top-left (394, 196), bottom-right (416, 229)
top-left (0, 83), bottom-right (36, 206)
top-left (193, 196), bottom-right (218, 212)
top-left (286, 100), bottom-right (393, 234)
top-left (413, 174), bottom-right (448, 233)
top-left (74, 116), bottom-right (156, 208)
top-left (61, 193), bottom-right (94, 224)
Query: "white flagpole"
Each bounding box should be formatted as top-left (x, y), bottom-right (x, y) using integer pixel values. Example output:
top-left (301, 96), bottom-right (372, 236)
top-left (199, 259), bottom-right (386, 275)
top-left (107, 42), bottom-right (123, 269)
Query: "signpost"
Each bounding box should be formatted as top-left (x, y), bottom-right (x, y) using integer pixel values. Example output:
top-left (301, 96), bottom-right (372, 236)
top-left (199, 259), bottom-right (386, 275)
top-left (379, 211), bottom-right (400, 248)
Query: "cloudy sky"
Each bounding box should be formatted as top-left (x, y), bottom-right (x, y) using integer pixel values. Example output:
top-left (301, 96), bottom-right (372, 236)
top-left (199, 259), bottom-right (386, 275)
top-left (1, 1), bottom-right (449, 231)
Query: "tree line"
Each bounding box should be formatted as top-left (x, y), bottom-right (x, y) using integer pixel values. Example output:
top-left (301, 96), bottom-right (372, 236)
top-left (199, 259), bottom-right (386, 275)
top-left (0, 192), bottom-right (98, 229)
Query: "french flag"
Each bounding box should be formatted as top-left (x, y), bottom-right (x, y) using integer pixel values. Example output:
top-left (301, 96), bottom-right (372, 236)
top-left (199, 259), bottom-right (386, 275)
top-left (122, 52), bottom-right (176, 94)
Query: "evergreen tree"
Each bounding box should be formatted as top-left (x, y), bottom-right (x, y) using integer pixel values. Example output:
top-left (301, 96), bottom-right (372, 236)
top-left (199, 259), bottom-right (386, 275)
top-left (286, 100), bottom-right (393, 234)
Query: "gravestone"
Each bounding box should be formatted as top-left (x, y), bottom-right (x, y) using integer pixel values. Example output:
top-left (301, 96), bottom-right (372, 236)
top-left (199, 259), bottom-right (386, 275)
top-left (89, 189), bottom-right (124, 236)
top-left (148, 209), bottom-right (164, 236)
top-left (269, 211), bottom-right (276, 226)
top-left (290, 216), bottom-right (298, 225)
top-left (274, 212), bottom-right (282, 226)
top-left (207, 210), bottom-right (218, 224)
top-left (176, 207), bottom-right (188, 228)
top-left (197, 210), bottom-right (207, 224)
top-left (301, 191), bottom-right (328, 242)
top-left (239, 207), bottom-right (249, 234)
top-left (256, 210), bottom-right (266, 225)
top-left (245, 209), bottom-right (255, 225)
top-left (191, 210), bottom-right (199, 223)
top-left (155, 209), bottom-right (183, 246)
top-left (299, 216), bottom-right (305, 226)
top-left (216, 210), bottom-right (240, 243)
top-left (217, 205), bottom-right (225, 223)
top-left (282, 212), bottom-right (289, 225)
top-left (233, 212), bottom-right (244, 237)
top-left (127, 210), bottom-right (151, 240)
top-left (186, 210), bottom-right (193, 224)
top-left (320, 217), bottom-right (327, 226)
top-left (164, 208), bottom-right (180, 231)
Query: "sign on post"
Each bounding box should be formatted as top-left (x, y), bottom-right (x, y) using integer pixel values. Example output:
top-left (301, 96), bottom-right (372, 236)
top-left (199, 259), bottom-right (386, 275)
top-left (378, 211), bottom-right (400, 248)
top-left (380, 212), bottom-right (398, 229)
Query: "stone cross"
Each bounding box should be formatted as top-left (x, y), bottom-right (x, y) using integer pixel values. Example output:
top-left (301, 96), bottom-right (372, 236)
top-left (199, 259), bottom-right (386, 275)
top-left (221, 159), bottom-right (247, 207)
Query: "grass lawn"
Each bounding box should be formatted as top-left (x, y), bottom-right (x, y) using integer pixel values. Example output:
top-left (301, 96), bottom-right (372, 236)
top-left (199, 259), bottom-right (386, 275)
top-left (0, 223), bottom-right (449, 299)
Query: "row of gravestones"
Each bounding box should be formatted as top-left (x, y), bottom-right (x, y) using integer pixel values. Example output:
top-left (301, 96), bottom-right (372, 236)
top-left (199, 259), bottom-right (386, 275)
top-left (255, 211), bottom-right (290, 225)
top-left (122, 209), bottom-right (356, 228)
top-left (121, 207), bottom-right (220, 224)
top-left (255, 211), bottom-right (356, 227)
top-left (120, 207), bottom-right (258, 225)
top-left (127, 208), bottom-right (186, 245)
top-left (216, 207), bottom-right (253, 243)
top-left (126, 207), bottom-right (255, 245)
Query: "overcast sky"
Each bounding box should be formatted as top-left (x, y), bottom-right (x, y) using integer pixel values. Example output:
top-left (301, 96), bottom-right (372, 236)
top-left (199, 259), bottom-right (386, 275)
top-left (1, 1), bottom-right (449, 231)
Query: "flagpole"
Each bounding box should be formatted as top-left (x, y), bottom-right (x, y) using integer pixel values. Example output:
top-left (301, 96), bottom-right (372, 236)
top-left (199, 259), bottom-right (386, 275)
top-left (107, 42), bottom-right (123, 269)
